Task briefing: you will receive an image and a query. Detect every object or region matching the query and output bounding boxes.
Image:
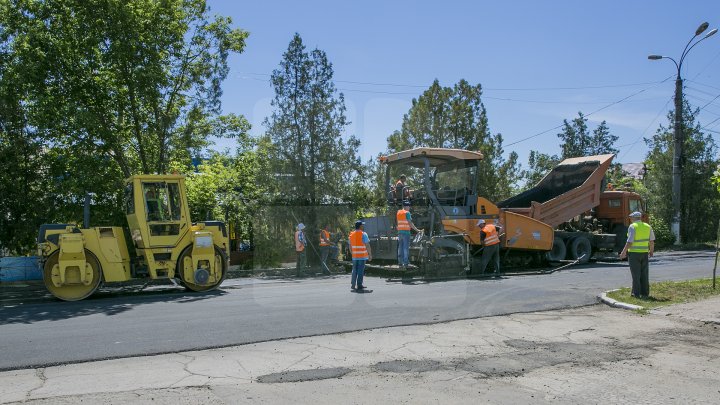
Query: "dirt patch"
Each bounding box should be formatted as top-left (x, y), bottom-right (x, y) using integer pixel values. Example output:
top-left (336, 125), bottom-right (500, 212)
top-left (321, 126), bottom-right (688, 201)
top-left (373, 360), bottom-right (443, 373)
top-left (372, 339), bottom-right (658, 380)
top-left (256, 367), bottom-right (352, 383)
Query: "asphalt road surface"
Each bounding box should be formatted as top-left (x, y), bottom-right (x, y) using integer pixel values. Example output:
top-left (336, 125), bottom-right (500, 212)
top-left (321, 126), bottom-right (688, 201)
top-left (0, 251), bottom-right (715, 371)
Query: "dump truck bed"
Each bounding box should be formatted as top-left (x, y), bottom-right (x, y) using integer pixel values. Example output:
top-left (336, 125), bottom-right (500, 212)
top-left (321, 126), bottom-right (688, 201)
top-left (498, 154), bottom-right (614, 228)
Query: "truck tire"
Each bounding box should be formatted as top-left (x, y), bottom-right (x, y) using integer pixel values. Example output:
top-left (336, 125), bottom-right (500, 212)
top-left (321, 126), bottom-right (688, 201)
top-left (568, 236), bottom-right (592, 263)
top-left (545, 237), bottom-right (566, 262)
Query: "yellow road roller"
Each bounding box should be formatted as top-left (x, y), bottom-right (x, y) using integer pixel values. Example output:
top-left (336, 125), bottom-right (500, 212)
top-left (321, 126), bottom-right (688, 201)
top-left (37, 175), bottom-right (229, 301)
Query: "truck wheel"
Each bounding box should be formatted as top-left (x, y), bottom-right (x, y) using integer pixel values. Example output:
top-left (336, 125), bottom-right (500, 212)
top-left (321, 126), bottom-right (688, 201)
top-left (43, 249), bottom-right (102, 301)
top-left (545, 237), bottom-right (566, 262)
top-left (568, 236), bottom-right (592, 263)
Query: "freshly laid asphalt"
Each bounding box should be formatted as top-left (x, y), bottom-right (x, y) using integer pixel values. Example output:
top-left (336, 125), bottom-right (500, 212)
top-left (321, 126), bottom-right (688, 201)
top-left (0, 251), bottom-right (715, 371)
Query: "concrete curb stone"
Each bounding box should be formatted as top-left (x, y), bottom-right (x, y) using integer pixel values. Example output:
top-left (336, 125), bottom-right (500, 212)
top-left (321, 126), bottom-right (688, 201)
top-left (598, 289), bottom-right (645, 311)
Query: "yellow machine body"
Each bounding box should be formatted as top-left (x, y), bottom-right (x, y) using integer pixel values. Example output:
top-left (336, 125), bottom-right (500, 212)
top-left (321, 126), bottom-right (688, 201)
top-left (38, 175), bottom-right (229, 301)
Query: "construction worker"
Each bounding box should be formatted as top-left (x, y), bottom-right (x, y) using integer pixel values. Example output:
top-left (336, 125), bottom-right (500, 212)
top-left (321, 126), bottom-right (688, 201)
top-left (393, 175), bottom-right (411, 201)
top-left (619, 211), bottom-right (655, 298)
top-left (397, 200), bottom-right (422, 269)
top-left (349, 220), bottom-right (372, 291)
top-left (319, 224), bottom-right (334, 275)
top-left (476, 219), bottom-right (502, 276)
top-left (294, 223), bottom-right (307, 277)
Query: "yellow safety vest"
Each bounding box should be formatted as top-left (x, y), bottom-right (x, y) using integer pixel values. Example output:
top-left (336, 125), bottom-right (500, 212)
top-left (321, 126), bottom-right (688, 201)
top-left (628, 222), bottom-right (651, 253)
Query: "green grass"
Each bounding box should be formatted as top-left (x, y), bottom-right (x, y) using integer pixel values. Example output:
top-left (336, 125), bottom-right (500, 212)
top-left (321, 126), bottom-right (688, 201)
top-left (658, 242), bottom-right (716, 251)
top-left (607, 278), bottom-right (720, 310)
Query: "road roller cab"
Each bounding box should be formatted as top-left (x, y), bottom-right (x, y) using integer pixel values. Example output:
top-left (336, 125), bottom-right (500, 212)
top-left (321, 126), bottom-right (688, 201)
top-left (37, 175), bottom-right (229, 301)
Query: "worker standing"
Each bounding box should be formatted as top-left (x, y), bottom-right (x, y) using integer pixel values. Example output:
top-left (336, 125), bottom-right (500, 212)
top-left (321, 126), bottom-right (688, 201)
top-left (319, 224), bottom-right (333, 275)
top-left (619, 211), bottom-right (655, 298)
top-left (294, 223), bottom-right (307, 277)
top-left (476, 219), bottom-right (502, 276)
top-left (349, 220), bottom-right (372, 291)
top-left (397, 200), bottom-right (422, 269)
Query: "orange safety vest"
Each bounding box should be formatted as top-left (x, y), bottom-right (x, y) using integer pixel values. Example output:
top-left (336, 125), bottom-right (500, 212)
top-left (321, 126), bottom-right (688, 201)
top-left (482, 224), bottom-right (500, 246)
top-left (396, 209), bottom-right (410, 231)
top-left (349, 230), bottom-right (369, 259)
top-left (320, 230), bottom-right (331, 246)
top-left (295, 230), bottom-right (305, 252)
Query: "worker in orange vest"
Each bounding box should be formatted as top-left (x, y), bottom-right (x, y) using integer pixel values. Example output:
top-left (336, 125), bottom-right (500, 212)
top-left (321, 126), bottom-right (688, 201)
top-left (319, 224), bottom-right (334, 275)
top-left (397, 200), bottom-right (422, 269)
top-left (294, 223), bottom-right (307, 277)
top-left (475, 219), bottom-right (502, 276)
top-left (393, 175), bottom-right (412, 202)
top-left (349, 220), bottom-right (372, 291)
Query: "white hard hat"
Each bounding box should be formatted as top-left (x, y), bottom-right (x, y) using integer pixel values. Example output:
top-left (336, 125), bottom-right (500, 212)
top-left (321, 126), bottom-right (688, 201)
top-left (297, 223), bottom-right (305, 230)
top-left (629, 211), bottom-right (642, 218)
top-left (476, 219), bottom-right (486, 226)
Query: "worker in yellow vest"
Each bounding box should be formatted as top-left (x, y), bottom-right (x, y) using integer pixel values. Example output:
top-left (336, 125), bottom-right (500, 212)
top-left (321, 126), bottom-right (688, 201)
top-left (397, 200), bottom-right (422, 269)
top-left (319, 224), bottom-right (334, 275)
top-left (619, 211), bottom-right (655, 298)
top-left (475, 218), bottom-right (502, 276)
top-left (294, 223), bottom-right (307, 277)
top-left (349, 220), bottom-right (372, 292)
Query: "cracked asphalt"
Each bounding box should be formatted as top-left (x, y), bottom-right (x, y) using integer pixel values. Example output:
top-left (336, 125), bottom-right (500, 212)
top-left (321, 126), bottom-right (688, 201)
top-left (1, 251), bottom-right (718, 403)
top-left (1, 298), bottom-right (719, 404)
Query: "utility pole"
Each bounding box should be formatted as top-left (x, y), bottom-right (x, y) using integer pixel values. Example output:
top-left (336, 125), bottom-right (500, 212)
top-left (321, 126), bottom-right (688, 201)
top-left (649, 22), bottom-right (717, 245)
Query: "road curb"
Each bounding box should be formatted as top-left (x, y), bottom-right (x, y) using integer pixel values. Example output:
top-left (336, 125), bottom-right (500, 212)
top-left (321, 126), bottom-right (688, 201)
top-left (598, 289), bottom-right (645, 311)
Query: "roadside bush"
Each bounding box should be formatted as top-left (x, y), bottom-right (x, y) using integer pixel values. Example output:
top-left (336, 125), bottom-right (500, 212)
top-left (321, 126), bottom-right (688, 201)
top-left (650, 215), bottom-right (675, 249)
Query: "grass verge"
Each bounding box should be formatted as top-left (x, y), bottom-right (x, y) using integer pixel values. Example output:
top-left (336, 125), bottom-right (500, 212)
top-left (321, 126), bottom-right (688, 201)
top-left (607, 278), bottom-right (720, 310)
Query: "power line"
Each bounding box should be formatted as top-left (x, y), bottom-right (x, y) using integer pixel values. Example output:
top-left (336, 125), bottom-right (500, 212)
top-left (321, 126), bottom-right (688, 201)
top-left (244, 74), bottom-right (669, 103)
top-left (617, 96), bottom-right (673, 161)
top-left (686, 79), bottom-right (720, 92)
top-left (237, 71), bottom-right (671, 92)
top-left (505, 76), bottom-right (673, 147)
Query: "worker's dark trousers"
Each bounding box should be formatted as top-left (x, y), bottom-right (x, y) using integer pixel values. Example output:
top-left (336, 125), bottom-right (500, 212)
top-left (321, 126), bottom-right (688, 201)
top-left (628, 252), bottom-right (650, 297)
top-left (480, 243), bottom-right (500, 274)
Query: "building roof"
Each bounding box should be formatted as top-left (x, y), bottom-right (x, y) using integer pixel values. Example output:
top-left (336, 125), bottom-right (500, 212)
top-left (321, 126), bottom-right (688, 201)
top-left (621, 163), bottom-right (646, 179)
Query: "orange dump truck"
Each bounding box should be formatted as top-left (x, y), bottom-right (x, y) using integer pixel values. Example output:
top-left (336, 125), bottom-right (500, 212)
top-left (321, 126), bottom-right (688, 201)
top-left (369, 149), bottom-right (643, 273)
top-left (498, 154), bottom-right (646, 263)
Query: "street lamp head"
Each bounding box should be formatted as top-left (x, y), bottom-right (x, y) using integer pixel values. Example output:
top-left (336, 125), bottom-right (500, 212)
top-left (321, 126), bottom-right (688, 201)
top-left (705, 28), bottom-right (718, 39)
top-left (695, 22), bottom-right (709, 36)
top-left (648, 55), bottom-right (663, 60)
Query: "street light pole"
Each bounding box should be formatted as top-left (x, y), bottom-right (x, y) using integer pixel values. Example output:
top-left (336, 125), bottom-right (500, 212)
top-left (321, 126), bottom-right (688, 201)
top-left (648, 22), bottom-right (717, 245)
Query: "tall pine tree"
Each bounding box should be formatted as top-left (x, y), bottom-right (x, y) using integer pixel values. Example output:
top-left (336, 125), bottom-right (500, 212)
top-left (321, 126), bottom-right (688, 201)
top-left (387, 79), bottom-right (521, 201)
top-left (263, 34), bottom-right (362, 256)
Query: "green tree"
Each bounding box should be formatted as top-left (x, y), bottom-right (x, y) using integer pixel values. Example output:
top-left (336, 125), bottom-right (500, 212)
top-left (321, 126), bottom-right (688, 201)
top-left (523, 151), bottom-right (560, 187)
top-left (558, 112), bottom-right (618, 159)
top-left (263, 33), bottom-right (363, 258)
top-left (0, 0), bottom-right (248, 253)
top-left (523, 112), bottom-right (618, 188)
top-left (387, 79), bottom-right (522, 201)
top-left (644, 99), bottom-right (720, 243)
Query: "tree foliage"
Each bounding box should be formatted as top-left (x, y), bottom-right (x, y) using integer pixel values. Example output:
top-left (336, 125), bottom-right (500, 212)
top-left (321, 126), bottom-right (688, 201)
top-left (0, 0), bottom-right (248, 254)
top-left (523, 112), bottom-right (618, 187)
top-left (644, 100), bottom-right (720, 243)
top-left (262, 34), bottom-right (363, 259)
top-left (387, 79), bottom-right (522, 201)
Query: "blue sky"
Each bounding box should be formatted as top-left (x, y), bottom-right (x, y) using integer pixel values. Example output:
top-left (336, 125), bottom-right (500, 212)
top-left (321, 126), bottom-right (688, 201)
top-left (209, 0), bottom-right (720, 165)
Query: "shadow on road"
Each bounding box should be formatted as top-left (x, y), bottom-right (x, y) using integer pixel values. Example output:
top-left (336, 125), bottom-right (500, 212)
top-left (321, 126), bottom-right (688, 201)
top-left (0, 288), bottom-right (226, 325)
